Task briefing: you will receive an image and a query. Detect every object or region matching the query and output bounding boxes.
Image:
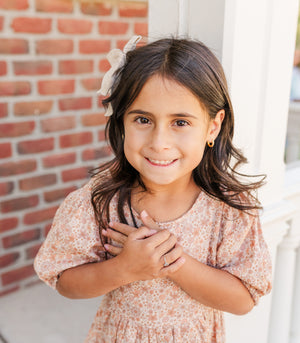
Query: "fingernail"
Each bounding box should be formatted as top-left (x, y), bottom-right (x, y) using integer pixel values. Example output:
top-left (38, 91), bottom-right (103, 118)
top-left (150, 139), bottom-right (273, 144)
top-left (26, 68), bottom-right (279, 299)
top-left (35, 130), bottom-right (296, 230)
top-left (108, 221), bottom-right (114, 227)
top-left (104, 244), bottom-right (110, 250)
top-left (102, 229), bottom-right (107, 236)
top-left (149, 229), bottom-right (157, 235)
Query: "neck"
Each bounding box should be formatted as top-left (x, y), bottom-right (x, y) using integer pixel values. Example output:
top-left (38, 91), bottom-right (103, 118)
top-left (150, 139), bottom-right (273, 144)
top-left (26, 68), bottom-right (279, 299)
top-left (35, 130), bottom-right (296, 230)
top-left (131, 177), bottom-right (201, 223)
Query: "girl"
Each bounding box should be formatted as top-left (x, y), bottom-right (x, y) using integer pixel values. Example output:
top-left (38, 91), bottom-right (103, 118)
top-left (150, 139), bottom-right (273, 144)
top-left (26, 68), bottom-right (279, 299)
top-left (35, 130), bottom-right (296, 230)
top-left (34, 36), bottom-right (272, 343)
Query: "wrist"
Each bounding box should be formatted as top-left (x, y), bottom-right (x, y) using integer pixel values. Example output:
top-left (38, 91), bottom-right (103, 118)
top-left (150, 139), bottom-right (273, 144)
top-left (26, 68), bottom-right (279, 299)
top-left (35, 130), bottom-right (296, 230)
top-left (113, 254), bottom-right (138, 285)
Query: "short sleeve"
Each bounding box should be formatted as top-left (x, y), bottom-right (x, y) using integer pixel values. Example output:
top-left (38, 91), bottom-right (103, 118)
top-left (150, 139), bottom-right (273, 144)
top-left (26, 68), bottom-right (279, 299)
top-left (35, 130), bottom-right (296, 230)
top-left (216, 205), bottom-right (272, 305)
top-left (34, 181), bottom-right (106, 289)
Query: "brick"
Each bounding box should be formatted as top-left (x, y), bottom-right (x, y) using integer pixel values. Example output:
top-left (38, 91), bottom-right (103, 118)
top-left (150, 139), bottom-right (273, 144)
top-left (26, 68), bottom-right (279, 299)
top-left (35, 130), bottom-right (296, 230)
top-left (59, 60), bottom-right (93, 74)
top-left (0, 217), bottom-right (18, 233)
top-left (0, 143), bottom-right (12, 158)
top-left (13, 61), bottom-right (52, 75)
top-left (59, 97), bottom-right (92, 111)
top-left (38, 80), bottom-right (74, 95)
top-left (0, 181), bottom-right (14, 196)
top-left (82, 146), bottom-right (112, 161)
top-left (0, 16), bottom-right (3, 30)
top-left (12, 17), bottom-right (52, 34)
top-left (57, 18), bottom-right (92, 34)
top-left (44, 223), bottom-right (51, 236)
top-left (19, 174), bottom-right (57, 191)
top-left (119, 2), bottom-right (148, 17)
top-left (59, 132), bottom-right (93, 148)
top-left (23, 206), bottom-right (58, 225)
top-left (42, 152), bottom-right (76, 168)
top-left (0, 253), bottom-right (20, 268)
top-left (36, 39), bottom-right (73, 54)
top-left (80, 2), bottom-right (112, 16)
top-left (44, 185), bottom-right (76, 202)
top-left (0, 61), bottom-right (7, 75)
top-left (14, 100), bottom-right (53, 116)
top-left (99, 59), bottom-right (110, 72)
top-left (134, 22), bottom-right (148, 36)
top-left (0, 38), bottom-right (28, 54)
top-left (0, 195), bottom-right (39, 213)
top-left (2, 229), bottom-right (41, 248)
top-left (81, 78), bottom-right (101, 91)
top-left (2, 264), bottom-right (35, 286)
top-left (98, 21), bottom-right (129, 35)
top-left (0, 81), bottom-right (31, 96)
top-left (17, 137), bottom-right (54, 154)
top-left (0, 121), bottom-right (35, 138)
top-left (0, 159), bottom-right (36, 177)
top-left (0, 0), bottom-right (29, 10)
top-left (41, 116), bottom-right (76, 132)
top-left (26, 243), bottom-right (42, 259)
top-left (61, 166), bottom-right (91, 182)
top-left (79, 40), bottom-right (110, 54)
top-left (0, 103), bottom-right (7, 117)
top-left (81, 113), bottom-right (106, 127)
top-left (35, 0), bottom-right (73, 13)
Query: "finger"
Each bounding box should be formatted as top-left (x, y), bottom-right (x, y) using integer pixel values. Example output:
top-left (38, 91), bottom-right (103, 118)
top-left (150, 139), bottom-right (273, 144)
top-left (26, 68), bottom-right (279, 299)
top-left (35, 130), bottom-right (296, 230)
top-left (140, 210), bottom-right (161, 231)
top-left (102, 228), bottom-right (127, 245)
top-left (104, 244), bottom-right (122, 256)
top-left (144, 229), bottom-right (171, 247)
top-left (129, 226), bottom-right (158, 240)
top-left (109, 222), bottom-right (136, 236)
top-left (155, 234), bottom-right (177, 257)
top-left (160, 243), bottom-right (183, 266)
top-left (159, 256), bottom-right (186, 276)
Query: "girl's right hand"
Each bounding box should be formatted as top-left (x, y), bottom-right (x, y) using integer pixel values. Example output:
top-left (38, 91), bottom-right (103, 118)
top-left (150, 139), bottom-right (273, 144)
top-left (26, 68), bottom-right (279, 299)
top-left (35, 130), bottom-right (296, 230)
top-left (113, 222), bottom-right (185, 282)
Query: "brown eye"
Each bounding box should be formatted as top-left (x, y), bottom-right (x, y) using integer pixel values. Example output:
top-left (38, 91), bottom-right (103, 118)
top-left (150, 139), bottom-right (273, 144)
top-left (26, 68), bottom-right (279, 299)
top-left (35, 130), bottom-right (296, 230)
top-left (175, 119), bottom-right (189, 127)
top-left (136, 116), bottom-right (150, 124)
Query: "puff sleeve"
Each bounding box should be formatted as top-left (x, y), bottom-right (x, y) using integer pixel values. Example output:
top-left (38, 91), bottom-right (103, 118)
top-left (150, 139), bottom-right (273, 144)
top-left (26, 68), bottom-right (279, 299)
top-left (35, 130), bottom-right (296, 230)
top-left (216, 205), bottom-right (272, 305)
top-left (34, 181), bottom-right (106, 289)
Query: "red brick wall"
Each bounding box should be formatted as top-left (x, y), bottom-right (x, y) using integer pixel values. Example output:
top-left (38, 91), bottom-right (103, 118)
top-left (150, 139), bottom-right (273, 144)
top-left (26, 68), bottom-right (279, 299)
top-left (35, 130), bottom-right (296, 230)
top-left (0, 0), bottom-right (148, 297)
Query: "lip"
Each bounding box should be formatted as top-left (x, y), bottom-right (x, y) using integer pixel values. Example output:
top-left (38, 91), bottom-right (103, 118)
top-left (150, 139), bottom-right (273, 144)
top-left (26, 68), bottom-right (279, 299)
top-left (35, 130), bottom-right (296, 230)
top-left (146, 157), bottom-right (177, 167)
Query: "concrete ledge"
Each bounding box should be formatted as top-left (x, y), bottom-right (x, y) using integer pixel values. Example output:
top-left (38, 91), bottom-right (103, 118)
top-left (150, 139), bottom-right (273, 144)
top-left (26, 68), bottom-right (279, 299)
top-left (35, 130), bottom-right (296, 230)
top-left (0, 282), bottom-right (100, 343)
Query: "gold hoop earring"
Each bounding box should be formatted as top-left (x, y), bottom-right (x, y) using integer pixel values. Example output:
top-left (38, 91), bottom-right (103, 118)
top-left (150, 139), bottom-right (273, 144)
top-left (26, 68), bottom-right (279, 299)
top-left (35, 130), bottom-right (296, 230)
top-left (207, 141), bottom-right (214, 148)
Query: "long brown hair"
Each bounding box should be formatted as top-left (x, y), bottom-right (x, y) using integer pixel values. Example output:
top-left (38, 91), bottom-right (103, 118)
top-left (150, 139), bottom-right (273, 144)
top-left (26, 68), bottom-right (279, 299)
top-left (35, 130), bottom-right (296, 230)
top-left (91, 38), bottom-right (265, 244)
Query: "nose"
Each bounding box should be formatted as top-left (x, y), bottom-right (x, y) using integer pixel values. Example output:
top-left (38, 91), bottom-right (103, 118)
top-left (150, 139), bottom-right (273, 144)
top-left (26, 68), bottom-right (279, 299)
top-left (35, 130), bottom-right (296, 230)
top-left (149, 125), bottom-right (172, 152)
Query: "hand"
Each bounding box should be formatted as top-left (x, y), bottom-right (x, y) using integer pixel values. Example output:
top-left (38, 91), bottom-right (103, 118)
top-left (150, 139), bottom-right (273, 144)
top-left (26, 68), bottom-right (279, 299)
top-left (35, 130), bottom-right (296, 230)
top-left (102, 210), bottom-right (159, 255)
top-left (105, 210), bottom-right (186, 280)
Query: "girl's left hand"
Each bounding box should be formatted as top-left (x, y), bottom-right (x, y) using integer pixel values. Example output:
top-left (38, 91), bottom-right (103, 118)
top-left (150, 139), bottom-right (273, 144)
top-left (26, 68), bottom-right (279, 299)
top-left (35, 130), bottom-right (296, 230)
top-left (102, 210), bottom-right (160, 256)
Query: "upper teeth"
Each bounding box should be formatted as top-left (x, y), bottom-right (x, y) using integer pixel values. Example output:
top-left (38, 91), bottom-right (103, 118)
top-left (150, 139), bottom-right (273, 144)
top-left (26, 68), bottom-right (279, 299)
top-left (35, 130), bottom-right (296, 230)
top-left (148, 158), bottom-right (174, 165)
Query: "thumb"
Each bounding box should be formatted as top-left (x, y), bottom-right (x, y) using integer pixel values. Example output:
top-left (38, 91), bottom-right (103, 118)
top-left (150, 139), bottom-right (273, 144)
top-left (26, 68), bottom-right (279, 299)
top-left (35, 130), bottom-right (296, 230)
top-left (140, 210), bottom-right (161, 231)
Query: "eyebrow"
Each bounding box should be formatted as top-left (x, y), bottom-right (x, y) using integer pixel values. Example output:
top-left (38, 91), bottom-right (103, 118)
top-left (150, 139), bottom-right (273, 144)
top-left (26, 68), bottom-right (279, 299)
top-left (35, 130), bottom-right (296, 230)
top-left (127, 109), bottom-right (199, 120)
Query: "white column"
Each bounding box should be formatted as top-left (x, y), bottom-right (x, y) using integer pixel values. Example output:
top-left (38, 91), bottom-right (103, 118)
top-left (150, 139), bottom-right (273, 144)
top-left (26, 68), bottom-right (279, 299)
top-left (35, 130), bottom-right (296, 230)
top-left (268, 229), bottom-right (299, 343)
top-left (291, 245), bottom-right (300, 343)
top-left (286, 191), bottom-right (300, 343)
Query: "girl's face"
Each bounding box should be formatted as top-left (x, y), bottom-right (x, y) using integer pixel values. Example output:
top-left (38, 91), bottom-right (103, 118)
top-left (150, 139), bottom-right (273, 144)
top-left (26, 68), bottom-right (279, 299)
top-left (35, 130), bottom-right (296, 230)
top-left (123, 75), bottom-right (224, 191)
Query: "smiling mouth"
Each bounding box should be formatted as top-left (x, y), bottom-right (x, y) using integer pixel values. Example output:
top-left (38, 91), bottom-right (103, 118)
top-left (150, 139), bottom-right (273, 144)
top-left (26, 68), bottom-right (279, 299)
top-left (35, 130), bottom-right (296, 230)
top-left (146, 158), bottom-right (177, 166)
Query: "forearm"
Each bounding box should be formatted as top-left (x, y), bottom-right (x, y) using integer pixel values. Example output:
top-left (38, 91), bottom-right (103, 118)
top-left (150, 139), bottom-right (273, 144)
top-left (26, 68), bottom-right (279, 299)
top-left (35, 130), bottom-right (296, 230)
top-left (169, 252), bottom-right (254, 315)
top-left (57, 255), bottom-right (131, 299)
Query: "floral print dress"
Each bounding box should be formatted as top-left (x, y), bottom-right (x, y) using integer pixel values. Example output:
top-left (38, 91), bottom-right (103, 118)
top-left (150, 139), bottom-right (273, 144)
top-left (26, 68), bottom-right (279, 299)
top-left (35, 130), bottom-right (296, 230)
top-left (34, 179), bottom-right (272, 343)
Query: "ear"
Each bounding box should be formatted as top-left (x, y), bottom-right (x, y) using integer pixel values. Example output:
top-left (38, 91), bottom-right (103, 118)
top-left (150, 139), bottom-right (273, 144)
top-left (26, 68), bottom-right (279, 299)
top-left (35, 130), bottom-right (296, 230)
top-left (206, 109), bottom-right (225, 142)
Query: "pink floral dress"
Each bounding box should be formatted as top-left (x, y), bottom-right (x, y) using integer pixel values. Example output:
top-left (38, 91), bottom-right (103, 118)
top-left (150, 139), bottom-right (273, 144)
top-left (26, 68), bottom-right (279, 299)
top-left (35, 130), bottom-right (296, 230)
top-left (34, 179), bottom-right (272, 342)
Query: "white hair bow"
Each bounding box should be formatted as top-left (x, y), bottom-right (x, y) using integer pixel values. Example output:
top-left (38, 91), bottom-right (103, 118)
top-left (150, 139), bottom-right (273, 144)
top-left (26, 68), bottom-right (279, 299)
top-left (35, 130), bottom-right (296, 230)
top-left (98, 35), bottom-right (142, 116)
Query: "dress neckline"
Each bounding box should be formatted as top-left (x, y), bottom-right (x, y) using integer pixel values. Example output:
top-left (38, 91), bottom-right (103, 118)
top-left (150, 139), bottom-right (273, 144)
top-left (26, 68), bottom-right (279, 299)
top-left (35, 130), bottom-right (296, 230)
top-left (130, 190), bottom-right (204, 226)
